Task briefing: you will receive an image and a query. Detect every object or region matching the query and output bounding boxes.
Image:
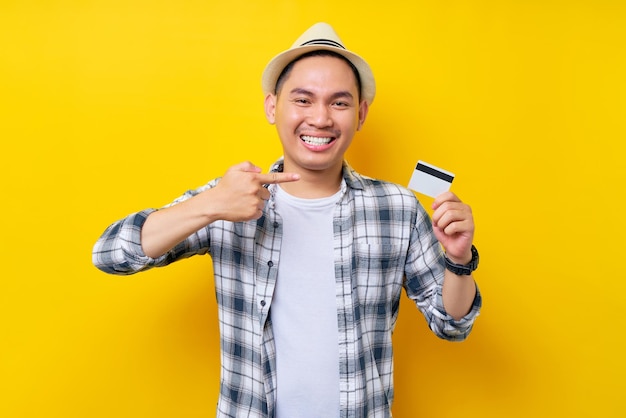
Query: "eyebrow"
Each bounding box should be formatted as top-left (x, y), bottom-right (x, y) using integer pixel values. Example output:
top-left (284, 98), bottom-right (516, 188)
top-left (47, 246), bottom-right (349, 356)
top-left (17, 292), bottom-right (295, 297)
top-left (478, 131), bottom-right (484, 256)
top-left (289, 88), bottom-right (355, 101)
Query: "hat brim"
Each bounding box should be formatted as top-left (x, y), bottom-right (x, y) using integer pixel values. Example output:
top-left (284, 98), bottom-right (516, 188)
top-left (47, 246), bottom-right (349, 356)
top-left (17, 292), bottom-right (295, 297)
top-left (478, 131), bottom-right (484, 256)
top-left (261, 45), bottom-right (376, 105)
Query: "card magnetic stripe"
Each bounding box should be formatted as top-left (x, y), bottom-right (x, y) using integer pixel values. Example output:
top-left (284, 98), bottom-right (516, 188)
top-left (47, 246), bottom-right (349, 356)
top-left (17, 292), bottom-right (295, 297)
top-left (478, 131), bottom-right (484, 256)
top-left (416, 163), bottom-right (454, 183)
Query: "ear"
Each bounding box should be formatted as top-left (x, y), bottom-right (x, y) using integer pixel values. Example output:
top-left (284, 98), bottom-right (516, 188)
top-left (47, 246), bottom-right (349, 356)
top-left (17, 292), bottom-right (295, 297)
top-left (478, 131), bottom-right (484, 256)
top-left (356, 100), bottom-right (369, 131)
top-left (264, 94), bottom-right (277, 124)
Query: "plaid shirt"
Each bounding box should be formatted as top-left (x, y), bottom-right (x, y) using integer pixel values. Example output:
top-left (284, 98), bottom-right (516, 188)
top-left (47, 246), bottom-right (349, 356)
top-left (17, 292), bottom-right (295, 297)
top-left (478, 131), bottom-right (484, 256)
top-left (93, 160), bottom-right (481, 418)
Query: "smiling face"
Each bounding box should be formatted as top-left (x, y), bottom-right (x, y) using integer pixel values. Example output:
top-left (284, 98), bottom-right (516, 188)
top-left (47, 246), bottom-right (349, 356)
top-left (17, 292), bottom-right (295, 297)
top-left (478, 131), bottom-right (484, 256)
top-left (265, 54), bottom-right (369, 181)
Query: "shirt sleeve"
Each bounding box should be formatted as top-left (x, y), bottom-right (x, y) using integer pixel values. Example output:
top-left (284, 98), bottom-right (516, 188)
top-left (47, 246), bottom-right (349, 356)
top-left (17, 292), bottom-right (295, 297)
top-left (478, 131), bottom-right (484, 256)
top-left (91, 180), bottom-right (218, 275)
top-left (403, 203), bottom-right (482, 342)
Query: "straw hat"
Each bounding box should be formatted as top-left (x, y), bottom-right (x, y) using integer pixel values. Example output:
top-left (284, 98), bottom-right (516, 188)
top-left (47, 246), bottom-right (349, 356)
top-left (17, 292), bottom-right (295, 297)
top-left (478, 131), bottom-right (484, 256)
top-left (261, 22), bottom-right (376, 104)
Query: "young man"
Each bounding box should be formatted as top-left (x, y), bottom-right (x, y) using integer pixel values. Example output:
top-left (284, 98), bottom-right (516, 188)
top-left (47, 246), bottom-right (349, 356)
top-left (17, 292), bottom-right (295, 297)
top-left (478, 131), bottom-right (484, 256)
top-left (93, 23), bottom-right (482, 418)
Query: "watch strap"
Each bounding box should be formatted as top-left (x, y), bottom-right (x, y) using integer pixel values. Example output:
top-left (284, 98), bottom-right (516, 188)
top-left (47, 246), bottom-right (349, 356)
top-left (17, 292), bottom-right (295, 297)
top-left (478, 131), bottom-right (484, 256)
top-left (443, 245), bottom-right (479, 275)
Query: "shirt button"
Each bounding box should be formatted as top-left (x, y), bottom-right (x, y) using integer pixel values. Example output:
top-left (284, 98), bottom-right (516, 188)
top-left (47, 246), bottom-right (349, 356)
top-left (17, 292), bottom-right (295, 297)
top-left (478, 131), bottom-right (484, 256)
top-left (267, 261), bottom-right (274, 267)
top-left (260, 300), bottom-right (266, 307)
top-left (273, 221), bottom-right (279, 228)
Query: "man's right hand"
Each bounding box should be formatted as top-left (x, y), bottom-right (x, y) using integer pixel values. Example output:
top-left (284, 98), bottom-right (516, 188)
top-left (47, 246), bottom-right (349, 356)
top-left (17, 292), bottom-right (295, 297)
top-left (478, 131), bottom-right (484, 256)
top-left (207, 161), bottom-right (300, 222)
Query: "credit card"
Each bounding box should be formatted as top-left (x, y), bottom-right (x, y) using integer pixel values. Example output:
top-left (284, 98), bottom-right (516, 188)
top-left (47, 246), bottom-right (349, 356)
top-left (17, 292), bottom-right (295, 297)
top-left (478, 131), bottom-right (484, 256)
top-left (408, 160), bottom-right (455, 198)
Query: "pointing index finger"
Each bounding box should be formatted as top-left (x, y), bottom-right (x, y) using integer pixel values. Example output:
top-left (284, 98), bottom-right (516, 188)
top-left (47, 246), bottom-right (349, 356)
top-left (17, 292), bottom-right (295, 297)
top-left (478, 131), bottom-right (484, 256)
top-left (258, 172), bottom-right (300, 186)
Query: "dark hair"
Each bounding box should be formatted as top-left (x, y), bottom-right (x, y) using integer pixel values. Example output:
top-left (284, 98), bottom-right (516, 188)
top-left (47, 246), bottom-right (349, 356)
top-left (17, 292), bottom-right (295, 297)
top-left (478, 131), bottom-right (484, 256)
top-left (274, 50), bottom-right (362, 100)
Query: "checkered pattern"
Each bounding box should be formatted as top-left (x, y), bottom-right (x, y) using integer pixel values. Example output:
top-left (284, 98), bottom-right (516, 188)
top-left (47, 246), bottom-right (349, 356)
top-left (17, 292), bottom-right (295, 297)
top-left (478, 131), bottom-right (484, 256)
top-left (92, 160), bottom-right (482, 418)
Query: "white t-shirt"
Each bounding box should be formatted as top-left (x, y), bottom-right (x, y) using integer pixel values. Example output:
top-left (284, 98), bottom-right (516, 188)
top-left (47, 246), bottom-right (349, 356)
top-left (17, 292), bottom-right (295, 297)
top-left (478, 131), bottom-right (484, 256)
top-left (271, 184), bottom-right (342, 418)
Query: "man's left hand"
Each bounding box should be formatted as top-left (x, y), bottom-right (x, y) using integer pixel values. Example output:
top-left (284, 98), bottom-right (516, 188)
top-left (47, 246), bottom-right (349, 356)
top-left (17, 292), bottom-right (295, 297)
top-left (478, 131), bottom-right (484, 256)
top-left (431, 191), bottom-right (475, 264)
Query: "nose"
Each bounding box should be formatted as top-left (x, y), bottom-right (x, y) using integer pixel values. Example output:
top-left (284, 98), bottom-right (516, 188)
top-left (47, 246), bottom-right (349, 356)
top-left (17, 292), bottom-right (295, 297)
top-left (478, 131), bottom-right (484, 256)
top-left (306, 103), bottom-right (332, 128)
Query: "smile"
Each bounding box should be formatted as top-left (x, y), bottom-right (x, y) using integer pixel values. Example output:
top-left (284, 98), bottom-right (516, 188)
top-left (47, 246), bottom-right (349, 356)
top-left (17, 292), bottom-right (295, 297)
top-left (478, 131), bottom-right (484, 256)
top-left (301, 135), bottom-right (334, 145)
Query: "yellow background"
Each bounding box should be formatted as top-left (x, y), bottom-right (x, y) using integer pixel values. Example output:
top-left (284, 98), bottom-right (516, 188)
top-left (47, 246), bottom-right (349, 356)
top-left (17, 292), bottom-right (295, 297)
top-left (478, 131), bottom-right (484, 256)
top-left (1, 1), bottom-right (625, 417)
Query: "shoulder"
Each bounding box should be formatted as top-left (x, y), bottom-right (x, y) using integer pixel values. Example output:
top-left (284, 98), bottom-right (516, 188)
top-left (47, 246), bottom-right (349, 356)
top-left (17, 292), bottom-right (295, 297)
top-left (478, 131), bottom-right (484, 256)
top-left (346, 166), bottom-right (417, 200)
top-left (165, 177), bottom-right (220, 207)
top-left (344, 165), bottom-right (424, 216)
top-left (365, 176), bottom-right (415, 198)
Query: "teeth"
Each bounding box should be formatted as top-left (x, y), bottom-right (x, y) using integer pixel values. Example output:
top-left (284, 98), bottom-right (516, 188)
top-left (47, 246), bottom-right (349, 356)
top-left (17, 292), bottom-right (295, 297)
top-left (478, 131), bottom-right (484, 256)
top-left (301, 135), bottom-right (332, 145)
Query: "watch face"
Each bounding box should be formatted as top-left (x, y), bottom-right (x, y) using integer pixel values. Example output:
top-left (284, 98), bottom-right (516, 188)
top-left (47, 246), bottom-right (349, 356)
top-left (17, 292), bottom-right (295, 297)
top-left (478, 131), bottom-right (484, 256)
top-left (470, 245), bottom-right (479, 270)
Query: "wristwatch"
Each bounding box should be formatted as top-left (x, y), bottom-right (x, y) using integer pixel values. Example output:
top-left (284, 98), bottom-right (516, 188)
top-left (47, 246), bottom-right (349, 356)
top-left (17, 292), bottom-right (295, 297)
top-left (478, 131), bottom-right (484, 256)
top-left (443, 245), bottom-right (479, 275)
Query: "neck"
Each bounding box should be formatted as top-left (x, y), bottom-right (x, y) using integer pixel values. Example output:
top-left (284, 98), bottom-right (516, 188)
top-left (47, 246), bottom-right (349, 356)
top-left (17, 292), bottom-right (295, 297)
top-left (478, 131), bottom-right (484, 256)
top-left (279, 162), bottom-right (343, 198)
